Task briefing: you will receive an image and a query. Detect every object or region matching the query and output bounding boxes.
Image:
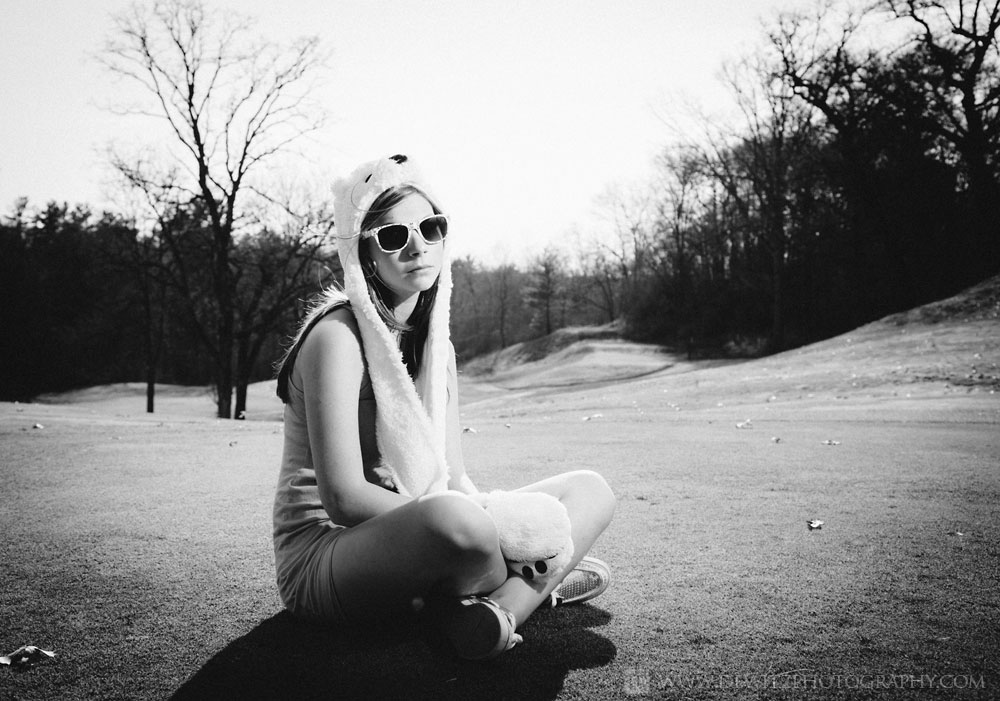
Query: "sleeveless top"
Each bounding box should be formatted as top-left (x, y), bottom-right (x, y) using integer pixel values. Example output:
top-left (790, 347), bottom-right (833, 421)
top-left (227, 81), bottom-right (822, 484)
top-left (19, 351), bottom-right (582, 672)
top-left (272, 304), bottom-right (395, 554)
top-left (271, 301), bottom-right (458, 600)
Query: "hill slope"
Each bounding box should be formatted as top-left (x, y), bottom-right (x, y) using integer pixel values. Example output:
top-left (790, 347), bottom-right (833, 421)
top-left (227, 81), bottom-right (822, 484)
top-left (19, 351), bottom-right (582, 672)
top-left (32, 276), bottom-right (1000, 417)
top-left (459, 275), bottom-right (1000, 408)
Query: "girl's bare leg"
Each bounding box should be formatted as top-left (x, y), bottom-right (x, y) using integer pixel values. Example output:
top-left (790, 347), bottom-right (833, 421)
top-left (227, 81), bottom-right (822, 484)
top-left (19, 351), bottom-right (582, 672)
top-left (488, 469), bottom-right (616, 626)
top-left (327, 470), bottom-right (614, 633)
top-left (328, 491), bottom-right (509, 619)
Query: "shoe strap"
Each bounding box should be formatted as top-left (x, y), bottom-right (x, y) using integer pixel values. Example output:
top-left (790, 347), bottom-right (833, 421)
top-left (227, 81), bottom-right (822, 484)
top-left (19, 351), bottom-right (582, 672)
top-left (474, 596), bottom-right (521, 652)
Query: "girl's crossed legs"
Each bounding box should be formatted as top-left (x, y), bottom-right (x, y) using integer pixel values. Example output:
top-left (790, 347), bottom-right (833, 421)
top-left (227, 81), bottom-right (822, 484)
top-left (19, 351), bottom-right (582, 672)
top-left (328, 470), bottom-right (616, 631)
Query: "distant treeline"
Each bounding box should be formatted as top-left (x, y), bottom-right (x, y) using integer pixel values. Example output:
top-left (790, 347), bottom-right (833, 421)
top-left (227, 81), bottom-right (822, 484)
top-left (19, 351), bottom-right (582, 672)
top-left (0, 201), bottom-right (328, 404)
top-left (1, 0), bottom-right (997, 407)
top-left (453, 1), bottom-right (1000, 358)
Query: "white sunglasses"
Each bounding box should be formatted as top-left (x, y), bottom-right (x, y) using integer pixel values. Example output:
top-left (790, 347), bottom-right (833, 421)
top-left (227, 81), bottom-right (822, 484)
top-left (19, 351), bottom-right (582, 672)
top-left (362, 214), bottom-right (449, 253)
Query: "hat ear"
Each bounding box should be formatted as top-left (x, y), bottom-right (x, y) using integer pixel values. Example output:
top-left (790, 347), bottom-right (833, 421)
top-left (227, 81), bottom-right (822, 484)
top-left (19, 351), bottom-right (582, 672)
top-left (333, 153), bottom-right (443, 245)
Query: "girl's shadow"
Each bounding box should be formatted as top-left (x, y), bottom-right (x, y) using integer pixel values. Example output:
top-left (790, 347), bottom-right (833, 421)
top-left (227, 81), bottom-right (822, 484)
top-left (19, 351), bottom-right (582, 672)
top-left (170, 605), bottom-right (615, 701)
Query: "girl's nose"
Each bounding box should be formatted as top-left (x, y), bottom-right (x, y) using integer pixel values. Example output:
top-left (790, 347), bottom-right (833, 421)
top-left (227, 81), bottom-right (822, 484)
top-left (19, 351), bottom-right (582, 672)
top-left (406, 227), bottom-right (427, 256)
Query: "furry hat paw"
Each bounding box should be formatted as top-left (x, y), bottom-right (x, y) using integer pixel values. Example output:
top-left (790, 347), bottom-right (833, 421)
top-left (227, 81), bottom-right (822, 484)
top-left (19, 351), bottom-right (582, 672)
top-left (473, 490), bottom-right (574, 583)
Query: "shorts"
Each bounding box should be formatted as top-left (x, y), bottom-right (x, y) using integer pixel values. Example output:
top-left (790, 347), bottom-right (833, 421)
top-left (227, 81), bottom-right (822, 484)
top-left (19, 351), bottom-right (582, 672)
top-left (274, 522), bottom-right (349, 623)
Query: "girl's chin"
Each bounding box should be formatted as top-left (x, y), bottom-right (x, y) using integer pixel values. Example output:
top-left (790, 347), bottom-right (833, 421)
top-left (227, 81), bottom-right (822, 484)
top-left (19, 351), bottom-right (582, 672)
top-left (387, 277), bottom-right (438, 299)
top-left (401, 269), bottom-right (440, 285)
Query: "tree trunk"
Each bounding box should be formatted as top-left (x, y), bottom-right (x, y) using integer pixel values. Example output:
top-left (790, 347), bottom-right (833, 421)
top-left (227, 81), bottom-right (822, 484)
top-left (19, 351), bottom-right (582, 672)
top-left (769, 247), bottom-right (785, 353)
top-left (216, 375), bottom-right (233, 419)
top-left (234, 382), bottom-right (247, 420)
top-left (498, 297), bottom-right (508, 348)
top-left (233, 335), bottom-right (254, 420)
top-left (143, 281), bottom-right (156, 414)
top-left (213, 215), bottom-right (235, 419)
top-left (140, 256), bottom-right (164, 414)
top-left (216, 311), bottom-right (234, 419)
top-left (966, 159), bottom-right (1000, 277)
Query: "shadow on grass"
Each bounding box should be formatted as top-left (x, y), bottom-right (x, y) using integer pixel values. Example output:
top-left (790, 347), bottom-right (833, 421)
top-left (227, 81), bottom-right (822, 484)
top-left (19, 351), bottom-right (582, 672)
top-left (170, 605), bottom-right (615, 701)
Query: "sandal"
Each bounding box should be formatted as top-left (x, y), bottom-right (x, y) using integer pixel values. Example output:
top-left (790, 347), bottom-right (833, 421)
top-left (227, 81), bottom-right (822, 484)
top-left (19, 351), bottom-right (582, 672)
top-left (436, 596), bottom-right (522, 660)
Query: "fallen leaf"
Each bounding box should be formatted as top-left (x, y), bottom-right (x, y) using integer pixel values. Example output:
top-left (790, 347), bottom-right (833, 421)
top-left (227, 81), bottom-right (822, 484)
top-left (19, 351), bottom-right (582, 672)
top-left (1, 645), bottom-right (56, 668)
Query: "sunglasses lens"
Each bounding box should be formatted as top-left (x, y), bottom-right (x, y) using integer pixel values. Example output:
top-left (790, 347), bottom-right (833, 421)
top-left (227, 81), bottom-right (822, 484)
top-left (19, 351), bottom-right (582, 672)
top-left (420, 215), bottom-right (448, 243)
top-left (376, 224), bottom-right (409, 252)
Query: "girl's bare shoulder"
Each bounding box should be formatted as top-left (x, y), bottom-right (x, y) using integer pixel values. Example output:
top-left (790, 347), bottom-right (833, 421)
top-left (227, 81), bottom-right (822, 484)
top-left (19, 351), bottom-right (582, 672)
top-left (312, 304), bottom-right (359, 332)
top-left (298, 306), bottom-right (364, 368)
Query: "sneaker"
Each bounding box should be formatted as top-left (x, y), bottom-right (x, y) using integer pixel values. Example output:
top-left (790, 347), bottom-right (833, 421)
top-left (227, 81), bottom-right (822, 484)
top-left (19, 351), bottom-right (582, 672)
top-left (437, 596), bottom-right (522, 660)
top-left (550, 556), bottom-right (611, 607)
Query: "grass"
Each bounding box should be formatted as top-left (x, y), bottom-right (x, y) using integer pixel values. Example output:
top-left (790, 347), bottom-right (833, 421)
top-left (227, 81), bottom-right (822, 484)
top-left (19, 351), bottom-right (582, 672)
top-left (2, 278), bottom-right (999, 700)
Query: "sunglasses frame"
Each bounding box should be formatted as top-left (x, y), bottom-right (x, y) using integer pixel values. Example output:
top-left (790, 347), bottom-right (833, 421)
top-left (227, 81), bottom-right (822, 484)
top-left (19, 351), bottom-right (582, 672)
top-left (363, 214), bottom-right (449, 254)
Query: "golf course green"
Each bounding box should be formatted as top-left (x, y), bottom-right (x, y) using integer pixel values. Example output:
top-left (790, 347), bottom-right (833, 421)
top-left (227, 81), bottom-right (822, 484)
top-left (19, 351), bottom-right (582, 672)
top-left (2, 278), bottom-right (997, 699)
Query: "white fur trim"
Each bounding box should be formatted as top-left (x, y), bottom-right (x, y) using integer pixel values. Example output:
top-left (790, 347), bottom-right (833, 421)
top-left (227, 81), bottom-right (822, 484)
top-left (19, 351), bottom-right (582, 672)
top-left (331, 155), bottom-right (450, 497)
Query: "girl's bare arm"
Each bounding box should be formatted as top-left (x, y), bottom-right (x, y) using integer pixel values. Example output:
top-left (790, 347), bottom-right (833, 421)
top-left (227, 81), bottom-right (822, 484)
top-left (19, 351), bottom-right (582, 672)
top-left (296, 309), bottom-right (411, 525)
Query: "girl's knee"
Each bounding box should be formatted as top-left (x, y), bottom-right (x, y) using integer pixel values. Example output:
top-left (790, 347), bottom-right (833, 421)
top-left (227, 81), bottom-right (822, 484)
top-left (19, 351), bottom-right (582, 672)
top-left (568, 470), bottom-right (616, 524)
top-left (416, 492), bottom-right (498, 558)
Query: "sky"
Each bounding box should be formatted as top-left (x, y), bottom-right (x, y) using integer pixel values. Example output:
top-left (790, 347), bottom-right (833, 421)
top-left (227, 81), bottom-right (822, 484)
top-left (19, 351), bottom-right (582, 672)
top-left (1, 0), bottom-right (815, 263)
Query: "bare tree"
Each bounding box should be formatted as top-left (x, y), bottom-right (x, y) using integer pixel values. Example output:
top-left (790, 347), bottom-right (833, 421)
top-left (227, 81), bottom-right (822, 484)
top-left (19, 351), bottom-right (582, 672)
top-left (488, 262), bottom-right (521, 348)
top-left (232, 194), bottom-right (334, 419)
top-left (652, 147), bottom-right (705, 305)
top-left (100, 0), bottom-right (327, 418)
top-left (881, 0), bottom-right (1000, 263)
top-left (575, 244), bottom-right (622, 324)
top-left (687, 52), bottom-right (816, 351)
top-left (768, 3), bottom-right (937, 305)
top-left (450, 256), bottom-right (490, 356)
top-left (770, 0), bottom-right (1000, 293)
top-left (110, 211), bottom-right (167, 414)
top-left (523, 248), bottom-right (565, 337)
top-left (768, 2), bottom-right (877, 136)
top-left (585, 184), bottom-right (655, 323)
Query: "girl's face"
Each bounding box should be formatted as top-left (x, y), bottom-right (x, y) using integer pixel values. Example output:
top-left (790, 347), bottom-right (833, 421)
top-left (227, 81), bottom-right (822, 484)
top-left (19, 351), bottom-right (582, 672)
top-left (366, 193), bottom-right (444, 305)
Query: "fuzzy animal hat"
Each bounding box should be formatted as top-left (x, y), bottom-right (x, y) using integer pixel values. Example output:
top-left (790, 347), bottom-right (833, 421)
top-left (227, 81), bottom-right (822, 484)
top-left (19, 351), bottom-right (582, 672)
top-left (331, 154), bottom-right (453, 497)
